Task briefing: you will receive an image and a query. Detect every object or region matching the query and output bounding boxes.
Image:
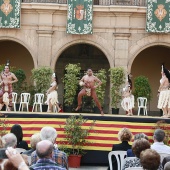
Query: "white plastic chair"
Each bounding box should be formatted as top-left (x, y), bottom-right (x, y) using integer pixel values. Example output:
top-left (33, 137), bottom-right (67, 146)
top-left (19, 93), bottom-right (30, 111)
top-left (137, 97), bottom-right (147, 116)
top-left (108, 151), bottom-right (127, 170)
top-left (32, 93), bottom-right (44, 112)
top-left (6, 92), bottom-right (18, 111)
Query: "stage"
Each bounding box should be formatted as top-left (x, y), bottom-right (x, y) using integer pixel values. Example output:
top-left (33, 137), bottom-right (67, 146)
top-left (1, 111), bottom-right (170, 165)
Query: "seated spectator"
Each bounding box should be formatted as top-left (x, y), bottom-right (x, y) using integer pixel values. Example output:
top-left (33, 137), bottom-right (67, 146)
top-left (30, 140), bottom-right (66, 170)
top-left (140, 149), bottom-right (161, 170)
top-left (31, 126), bottom-right (68, 169)
top-left (162, 156), bottom-right (170, 168)
top-left (108, 128), bottom-right (133, 170)
top-left (10, 124), bottom-right (28, 150)
top-left (23, 133), bottom-right (41, 156)
top-left (151, 129), bottom-right (170, 154)
top-left (5, 147), bottom-right (29, 170)
top-left (2, 133), bottom-right (17, 148)
top-left (164, 162), bottom-right (170, 170)
top-left (127, 133), bottom-right (149, 157)
top-left (122, 138), bottom-right (150, 170)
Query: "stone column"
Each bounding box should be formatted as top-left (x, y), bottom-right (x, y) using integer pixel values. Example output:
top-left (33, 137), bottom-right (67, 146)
top-left (36, 10), bottom-right (55, 67)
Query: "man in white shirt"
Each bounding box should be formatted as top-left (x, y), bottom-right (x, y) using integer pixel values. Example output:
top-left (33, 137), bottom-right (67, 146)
top-left (151, 129), bottom-right (170, 154)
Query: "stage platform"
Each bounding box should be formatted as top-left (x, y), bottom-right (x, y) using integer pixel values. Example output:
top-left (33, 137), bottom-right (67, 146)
top-left (0, 111), bottom-right (170, 165)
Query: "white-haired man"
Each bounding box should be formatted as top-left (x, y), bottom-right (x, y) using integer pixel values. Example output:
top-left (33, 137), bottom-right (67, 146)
top-left (2, 133), bottom-right (17, 148)
top-left (31, 126), bottom-right (68, 169)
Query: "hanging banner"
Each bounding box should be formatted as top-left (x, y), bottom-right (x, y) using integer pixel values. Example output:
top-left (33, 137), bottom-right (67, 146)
top-left (0, 0), bottom-right (21, 28)
top-left (67, 0), bottom-right (93, 34)
top-left (146, 0), bottom-right (170, 33)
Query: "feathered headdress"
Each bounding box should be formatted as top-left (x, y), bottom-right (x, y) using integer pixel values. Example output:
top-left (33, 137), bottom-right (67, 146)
top-left (5, 60), bottom-right (10, 66)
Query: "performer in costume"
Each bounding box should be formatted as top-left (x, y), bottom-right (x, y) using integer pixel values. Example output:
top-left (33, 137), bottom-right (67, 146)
top-left (75, 68), bottom-right (104, 115)
top-left (45, 73), bottom-right (61, 113)
top-left (0, 60), bottom-right (18, 111)
top-left (157, 64), bottom-right (170, 118)
top-left (121, 74), bottom-right (134, 116)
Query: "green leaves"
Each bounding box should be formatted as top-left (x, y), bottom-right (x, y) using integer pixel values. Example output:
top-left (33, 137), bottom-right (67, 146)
top-left (63, 115), bottom-right (95, 155)
top-left (134, 76), bottom-right (152, 101)
top-left (63, 63), bottom-right (81, 107)
top-left (31, 67), bottom-right (53, 94)
top-left (109, 67), bottom-right (125, 108)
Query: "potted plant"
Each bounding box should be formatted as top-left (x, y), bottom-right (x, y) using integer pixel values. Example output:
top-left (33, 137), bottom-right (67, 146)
top-left (60, 114), bottom-right (95, 168)
top-left (94, 69), bottom-right (107, 113)
top-left (109, 67), bottom-right (125, 114)
top-left (31, 67), bottom-right (53, 112)
top-left (134, 76), bottom-right (152, 114)
top-left (63, 63), bottom-right (81, 112)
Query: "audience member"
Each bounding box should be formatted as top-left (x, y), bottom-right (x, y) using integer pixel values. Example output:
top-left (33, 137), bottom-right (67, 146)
top-left (122, 139), bottom-right (150, 170)
top-left (164, 162), bottom-right (170, 170)
top-left (108, 128), bottom-right (133, 170)
top-left (2, 133), bottom-right (17, 148)
top-left (5, 147), bottom-right (29, 170)
top-left (151, 129), bottom-right (170, 154)
top-left (31, 126), bottom-right (68, 169)
top-left (23, 133), bottom-right (41, 156)
top-left (10, 124), bottom-right (28, 150)
top-left (127, 133), bottom-right (149, 157)
top-left (162, 156), bottom-right (170, 168)
top-left (30, 140), bottom-right (66, 170)
top-left (140, 149), bottom-right (161, 170)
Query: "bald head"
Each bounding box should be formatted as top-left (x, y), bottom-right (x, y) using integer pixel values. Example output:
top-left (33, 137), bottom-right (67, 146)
top-left (36, 140), bottom-right (53, 159)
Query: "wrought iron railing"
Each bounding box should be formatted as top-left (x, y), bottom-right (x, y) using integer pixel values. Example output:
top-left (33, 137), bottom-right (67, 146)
top-left (22, 0), bottom-right (147, 6)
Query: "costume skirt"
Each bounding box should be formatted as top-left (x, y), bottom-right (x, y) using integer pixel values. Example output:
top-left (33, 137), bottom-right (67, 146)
top-left (46, 90), bottom-right (59, 105)
top-left (158, 90), bottom-right (170, 109)
top-left (121, 95), bottom-right (134, 111)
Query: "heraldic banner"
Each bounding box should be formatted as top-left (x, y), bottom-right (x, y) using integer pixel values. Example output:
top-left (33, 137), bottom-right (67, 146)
top-left (67, 0), bottom-right (93, 34)
top-left (0, 0), bottom-right (21, 28)
top-left (146, 0), bottom-right (170, 33)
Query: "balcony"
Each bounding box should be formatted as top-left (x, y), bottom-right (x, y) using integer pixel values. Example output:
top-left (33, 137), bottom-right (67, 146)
top-left (22, 0), bottom-right (147, 6)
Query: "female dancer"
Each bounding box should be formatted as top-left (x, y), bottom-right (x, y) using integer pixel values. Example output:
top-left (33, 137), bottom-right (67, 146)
top-left (158, 64), bottom-right (170, 117)
top-left (46, 73), bottom-right (61, 113)
top-left (121, 74), bottom-right (134, 116)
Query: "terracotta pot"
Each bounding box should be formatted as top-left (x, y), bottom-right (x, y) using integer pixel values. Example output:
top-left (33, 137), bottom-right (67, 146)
top-left (68, 154), bottom-right (82, 168)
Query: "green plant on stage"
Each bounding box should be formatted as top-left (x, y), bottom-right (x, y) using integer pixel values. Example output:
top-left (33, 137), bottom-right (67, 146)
top-left (153, 120), bottom-right (170, 145)
top-left (134, 76), bottom-right (152, 102)
top-left (94, 69), bottom-right (107, 107)
top-left (31, 67), bottom-right (53, 95)
top-left (59, 114), bottom-right (95, 156)
top-left (109, 67), bottom-right (125, 108)
top-left (63, 63), bottom-right (81, 107)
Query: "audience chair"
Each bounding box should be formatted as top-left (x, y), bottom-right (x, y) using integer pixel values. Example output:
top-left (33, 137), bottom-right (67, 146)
top-left (32, 93), bottom-right (44, 112)
top-left (19, 93), bottom-right (30, 111)
top-left (108, 151), bottom-right (127, 170)
top-left (137, 97), bottom-right (147, 116)
top-left (6, 92), bottom-right (18, 111)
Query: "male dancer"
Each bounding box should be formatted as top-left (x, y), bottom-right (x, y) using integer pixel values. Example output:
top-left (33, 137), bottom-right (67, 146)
top-left (0, 61), bottom-right (18, 111)
top-left (75, 68), bottom-right (104, 115)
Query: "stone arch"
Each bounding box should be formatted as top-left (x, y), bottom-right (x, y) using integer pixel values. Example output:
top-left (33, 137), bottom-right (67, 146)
top-left (0, 36), bottom-right (37, 68)
top-left (128, 34), bottom-right (170, 72)
top-left (51, 34), bottom-right (114, 69)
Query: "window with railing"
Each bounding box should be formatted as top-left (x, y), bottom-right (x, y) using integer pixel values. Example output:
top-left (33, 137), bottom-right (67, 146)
top-left (22, 0), bottom-right (147, 6)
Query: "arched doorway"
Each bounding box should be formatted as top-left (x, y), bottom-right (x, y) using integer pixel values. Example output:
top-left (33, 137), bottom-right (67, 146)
top-left (55, 43), bottom-right (110, 113)
top-left (131, 45), bottom-right (170, 112)
top-left (0, 40), bottom-right (34, 81)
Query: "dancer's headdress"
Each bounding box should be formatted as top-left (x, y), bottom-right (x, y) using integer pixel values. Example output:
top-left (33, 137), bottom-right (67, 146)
top-left (52, 73), bottom-right (56, 78)
top-left (5, 60), bottom-right (10, 67)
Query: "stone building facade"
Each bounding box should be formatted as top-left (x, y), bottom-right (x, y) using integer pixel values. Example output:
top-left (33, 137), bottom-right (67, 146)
top-left (0, 1), bottom-right (170, 113)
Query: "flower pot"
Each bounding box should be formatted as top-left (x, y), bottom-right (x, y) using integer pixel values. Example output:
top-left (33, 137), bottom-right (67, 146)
top-left (112, 108), bottom-right (119, 114)
top-left (68, 154), bottom-right (82, 168)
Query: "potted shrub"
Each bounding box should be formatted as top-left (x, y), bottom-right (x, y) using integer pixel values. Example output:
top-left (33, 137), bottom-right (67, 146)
top-left (109, 67), bottom-right (125, 114)
top-left (134, 75), bottom-right (152, 115)
top-left (94, 69), bottom-right (107, 113)
top-left (60, 114), bottom-right (95, 168)
top-left (63, 63), bottom-right (81, 112)
top-left (31, 67), bottom-right (53, 112)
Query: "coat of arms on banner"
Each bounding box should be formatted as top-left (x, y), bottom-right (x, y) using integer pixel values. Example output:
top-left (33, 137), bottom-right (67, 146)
top-left (0, 0), bottom-right (21, 28)
top-left (67, 0), bottom-right (93, 34)
top-left (146, 0), bottom-right (170, 33)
